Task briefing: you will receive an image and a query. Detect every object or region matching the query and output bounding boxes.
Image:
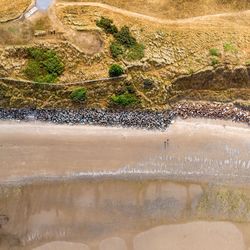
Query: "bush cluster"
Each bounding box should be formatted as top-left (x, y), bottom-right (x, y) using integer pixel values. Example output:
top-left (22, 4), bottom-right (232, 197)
top-left (70, 87), bottom-right (87, 102)
top-left (126, 43), bottom-right (145, 61)
top-left (111, 92), bottom-right (138, 107)
top-left (96, 17), bottom-right (145, 61)
top-left (110, 41), bottom-right (124, 58)
top-left (24, 48), bottom-right (64, 83)
top-left (114, 26), bottom-right (136, 48)
top-left (96, 17), bottom-right (118, 35)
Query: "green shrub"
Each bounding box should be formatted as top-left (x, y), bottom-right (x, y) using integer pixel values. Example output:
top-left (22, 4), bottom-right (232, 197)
top-left (70, 87), bottom-right (87, 102)
top-left (96, 16), bottom-right (118, 34)
top-left (24, 48), bottom-right (64, 83)
top-left (24, 60), bottom-right (42, 80)
top-left (245, 60), bottom-right (250, 66)
top-left (223, 42), bottom-right (238, 53)
top-left (211, 56), bottom-right (219, 66)
top-left (42, 52), bottom-right (64, 75)
top-left (114, 26), bottom-right (136, 48)
top-left (209, 48), bottom-right (221, 57)
top-left (110, 41), bottom-right (124, 58)
top-left (111, 92), bottom-right (138, 106)
top-left (109, 64), bottom-right (124, 77)
top-left (126, 43), bottom-right (145, 61)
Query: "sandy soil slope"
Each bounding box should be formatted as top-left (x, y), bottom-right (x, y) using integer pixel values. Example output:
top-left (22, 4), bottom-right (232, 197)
top-left (0, 0), bottom-right (32, 22)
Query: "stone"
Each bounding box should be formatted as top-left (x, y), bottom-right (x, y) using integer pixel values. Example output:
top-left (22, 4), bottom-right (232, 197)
top-left (34, 30), bottom-right (47, 37)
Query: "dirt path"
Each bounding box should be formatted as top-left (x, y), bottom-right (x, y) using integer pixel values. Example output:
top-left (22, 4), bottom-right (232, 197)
top-left (56, 1), bottom-right (250, 25)
top-left (48, 0), bottom-right (103, 54)
top-left (46, 1), bottom-right (249, 54)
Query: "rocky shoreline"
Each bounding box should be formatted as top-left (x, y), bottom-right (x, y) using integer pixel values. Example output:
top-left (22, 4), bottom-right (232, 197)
top-left (174, 102), bottom-right (250, 124)
top-left (0, 102), bottom-right (249, 130)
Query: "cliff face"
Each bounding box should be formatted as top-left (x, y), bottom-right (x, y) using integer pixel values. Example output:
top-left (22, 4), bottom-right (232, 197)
top-left (172, 66), bottom-right (250, 91)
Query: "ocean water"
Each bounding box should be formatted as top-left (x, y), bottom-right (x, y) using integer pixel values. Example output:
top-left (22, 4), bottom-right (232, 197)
top-left (36, 0), bottom-right (53, 10)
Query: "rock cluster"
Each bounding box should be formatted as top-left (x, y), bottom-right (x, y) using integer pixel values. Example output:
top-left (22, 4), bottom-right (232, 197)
top-left (0, 102), bottom-right (249, 129)
top-left (175, 102), bottom-right (250, 124)
top-left (0, 109), bottom-right (176, 130)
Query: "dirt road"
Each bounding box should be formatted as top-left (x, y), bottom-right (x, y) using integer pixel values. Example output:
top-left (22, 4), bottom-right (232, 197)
top-left (56, 1), bottom-right (250, 25)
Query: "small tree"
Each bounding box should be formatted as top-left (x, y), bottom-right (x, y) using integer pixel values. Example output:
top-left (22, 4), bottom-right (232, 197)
top-left (109, 64), bottom-right (124, 77)
top-left (70, 87), bottom-right (87, 102)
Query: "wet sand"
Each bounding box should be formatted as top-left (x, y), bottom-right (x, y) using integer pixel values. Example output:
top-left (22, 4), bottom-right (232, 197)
top-left (33, 221), bottom-right (246, 250)
top-left (0, 118), bottom-right (249, 184)
top-left (2, 177), bottom-right (250, 249)
top-left (134, 221), bottom-right (245, 250)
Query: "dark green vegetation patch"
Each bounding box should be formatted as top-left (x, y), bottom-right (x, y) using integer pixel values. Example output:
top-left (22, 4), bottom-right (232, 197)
top-left (70, 87), bottom-right (87, 102)
top-left (110, 41), bottom-right (124, 58)
top-left (96, 17), bottom-right (145, 61)
top-left (109, 64), bottom-right (124, 77)
top-left (111, 92), bottom-right (139, 107)
top-left (96, 16), bottom-right (118, 35)
top-left (114, 26), bottom-right (136, 48)
top-left (24, 48), bottom-right (64, 83)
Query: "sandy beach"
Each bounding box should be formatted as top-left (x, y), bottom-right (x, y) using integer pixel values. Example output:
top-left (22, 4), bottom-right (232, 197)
top-left (0, 118), bottom-right (249, 184)
top-left (0, 118), bottom-right (249, 249)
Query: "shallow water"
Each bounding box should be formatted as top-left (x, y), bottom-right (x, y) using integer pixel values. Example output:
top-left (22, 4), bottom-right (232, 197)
top-left (1, 179), bottom-right (250, 249)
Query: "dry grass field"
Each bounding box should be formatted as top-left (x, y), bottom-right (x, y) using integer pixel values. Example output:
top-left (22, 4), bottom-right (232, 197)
top-left (0, 0), bottom-right (32, 22)
top-left (59, 0), bottom-right (250, 19)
